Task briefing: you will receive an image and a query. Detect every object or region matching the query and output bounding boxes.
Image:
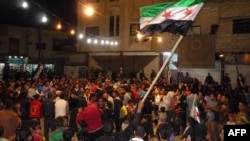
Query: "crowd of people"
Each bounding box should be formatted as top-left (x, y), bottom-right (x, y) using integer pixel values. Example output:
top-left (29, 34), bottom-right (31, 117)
top-left (0, 70), bottom-right (249, 141)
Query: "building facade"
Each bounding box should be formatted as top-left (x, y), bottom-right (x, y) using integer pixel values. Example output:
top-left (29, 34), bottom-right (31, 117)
top-left (76, 0), bottom-right (250, 87)
top-left (0, 0), bottom-right (249, 88)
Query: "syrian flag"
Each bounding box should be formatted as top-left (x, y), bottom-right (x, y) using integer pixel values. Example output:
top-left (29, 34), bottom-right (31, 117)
top-left (190, 94), bottom-right (200, 123)
top-left (139, 0), bottom-right (204, 36)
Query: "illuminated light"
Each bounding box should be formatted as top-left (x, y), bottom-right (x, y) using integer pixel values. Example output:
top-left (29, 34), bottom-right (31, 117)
top-left (70, 29), bottom-right (75, 35)
top-left (56, 22), bottom-right (62, 30)
top-left (219, 54), bottom-right (224, 58)
top-left (100, 40), bottom-right (105, 45)
top-left (8, 56), bottom-right (12, 59)
top-left (78, 33), bottom-right (84, 39)
top-left (94, 39), bottom-right (98, 44)
top-left (41, 15), bottom-right (48, 23)
top-left (157, 37), bottom-right (163, 43)
top-left (105, 40), bottom-right (110, 45)
top-left (87, 38), bottom-right (92, 44)
top-left (136, 32), bottom-right (144, 40)
top-left (20, 56), bottom-right (23, 58)
top-left (85, 7), bottom-right (94, 16)
top-left (110, 41), bottom-right (114, 46)
top-left (163, 52), bottom-right (171, 56)
top-left (22, 1), bottom-right (29, 9)
top-left (134, 32), bottom-right (152, 43)
top-left (14, 56), bottom-right (17, 58)
top-left (114, 41), bottom-right (118, 46)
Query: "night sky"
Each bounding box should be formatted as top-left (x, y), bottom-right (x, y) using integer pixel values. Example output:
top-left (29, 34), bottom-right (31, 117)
top-left (0, 0), bottom-right (77, 29)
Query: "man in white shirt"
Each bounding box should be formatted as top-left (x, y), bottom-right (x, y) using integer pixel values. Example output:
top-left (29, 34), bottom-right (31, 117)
top-left (55, 92), bottom-right (69, 118)
top-left (28, 82), bottom-right (38, 99)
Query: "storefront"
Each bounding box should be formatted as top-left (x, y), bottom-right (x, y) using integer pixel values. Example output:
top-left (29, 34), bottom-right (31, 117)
top-left (0, 56), bottom-right (55, 81)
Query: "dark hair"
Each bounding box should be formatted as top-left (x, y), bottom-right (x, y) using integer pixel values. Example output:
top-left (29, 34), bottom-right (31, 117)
top-left (102, 119), bottom-right (114, 134)
top-left (30, 119), bottom-right (40, 130)
top-left (157, 123), bottom-right (173, 140)
top-left (33, 94), bottom-right (40, 100)
top-left (63, 128), bottom-right (76, 141)
top-left (134, 125), bottom-right (145, 137)
top-left (78, 99), bottom-right (87, 108)
top-left (4, 99), bottom-right (13, 109)
top-left (89, 93), bottom-right (96, 100)
top-left (55, 116), bottom-right (65, 127)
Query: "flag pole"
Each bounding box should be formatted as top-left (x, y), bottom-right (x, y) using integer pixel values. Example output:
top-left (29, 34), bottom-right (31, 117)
top-left (142, 35), bottom-right (184, 102)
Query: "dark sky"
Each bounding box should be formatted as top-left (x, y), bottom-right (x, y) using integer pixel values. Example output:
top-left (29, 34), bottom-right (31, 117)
top-left (0, 0), bottom-right (76, 29)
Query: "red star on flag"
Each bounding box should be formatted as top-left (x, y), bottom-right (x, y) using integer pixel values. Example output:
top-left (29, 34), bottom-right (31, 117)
top-left (195, 110), bottom-right (200, 117)
top-left (162, 11), bottom-right (171, 19)
top-left (184, 8), bottom-right (192, 16)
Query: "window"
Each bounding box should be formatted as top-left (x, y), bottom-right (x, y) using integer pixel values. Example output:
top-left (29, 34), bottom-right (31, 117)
top-left (86, 26), bottom-right (99, 37)
top-left (116, 16), bottom-right (120, 36)
top-left (109, 16), bottom-right (114, 36)
top-left (233, 18), bottom-right (250, 34)
top-left (130, 24), bottom-right (139, 36)
top-left (109, 15), bottom-right (120, 36)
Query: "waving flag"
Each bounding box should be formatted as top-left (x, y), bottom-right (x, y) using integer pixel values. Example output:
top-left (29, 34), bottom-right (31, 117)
top-left (190, 94), bottom-right (200, 123)
top-left (139, 0), bottom-right (204, 36)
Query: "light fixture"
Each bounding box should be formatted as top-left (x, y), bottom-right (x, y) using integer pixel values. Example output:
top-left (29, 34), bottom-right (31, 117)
top-left (22, 1), bottom-right (28, 9)
top-left (56, 22), bottom-right (62, 30)
top-left (41, 15), bottom-right (48, 23)
top-left (85, 7), bottom-right (94, 16)
top-left (78, 33), bottom-right (84, 39)
top-left (94, 39), bottom-right (98, 44)
top-left (157, 37), bottom-right (163, 43)
top-left (70, 29), bottom-right (75, 35)
top-left (105, 40), bottom-right (110, 45)
top-left (219, 54), bottom-right (224, 58)
top-left (114, 41), bottom-right (118, 46)
top-left (100, 40), bottom-right (105, 45)
top-left (87, 38), bottom-right (92, 44)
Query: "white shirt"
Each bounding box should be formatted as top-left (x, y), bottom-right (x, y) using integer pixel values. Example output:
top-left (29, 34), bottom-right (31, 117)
top-left (55, 98), bottom-right (69, 118)
top-left (28, 87), bottom-right (37, 99)
top-left (129, 137), bottom-right (144, 141)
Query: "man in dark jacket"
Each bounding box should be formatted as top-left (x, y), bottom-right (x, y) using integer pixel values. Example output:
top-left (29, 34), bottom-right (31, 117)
top-left (42, 93), bottom-right (55, 141)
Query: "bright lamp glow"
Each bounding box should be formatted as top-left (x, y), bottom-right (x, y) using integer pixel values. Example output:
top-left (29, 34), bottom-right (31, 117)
top-left (56, 22), bottom-right (62, 30)
top-left (105, 40), bottom-right (109, 45)
top-left (85, 7), bottom-right (94, 16)
top-left (22, 1), bottom-right (28, 9)
top-left (78, 33), bottom-right (84, 39)
top-left (41, 15), bottom-right (48, 23)
top-left (100, 40), bottom-right (105, 45)
top-left (87, 38), bottom-right (92, 44)
top-left (157, 37), bottom-right (162, 43)
top-left (110, 41), bottom-right (114, 46)
top-left (94, 39), bottom-right (98, 44)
